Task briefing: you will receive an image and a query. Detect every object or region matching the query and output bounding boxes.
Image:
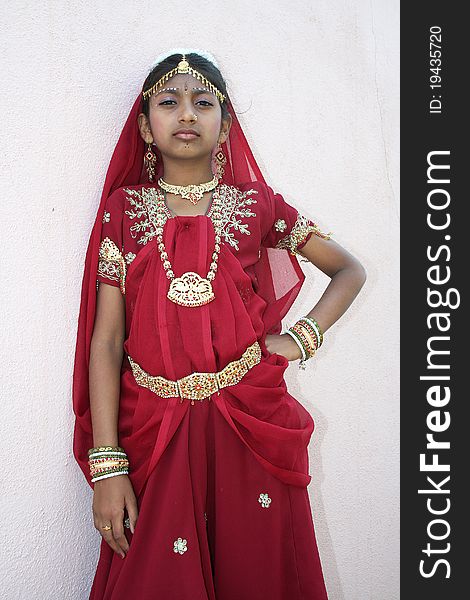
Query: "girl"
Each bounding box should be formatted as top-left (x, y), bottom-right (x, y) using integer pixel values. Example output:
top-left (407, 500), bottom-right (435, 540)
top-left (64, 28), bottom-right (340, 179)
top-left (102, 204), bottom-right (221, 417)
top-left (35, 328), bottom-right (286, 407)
top-left (73, 49), bottom-right (366, 599)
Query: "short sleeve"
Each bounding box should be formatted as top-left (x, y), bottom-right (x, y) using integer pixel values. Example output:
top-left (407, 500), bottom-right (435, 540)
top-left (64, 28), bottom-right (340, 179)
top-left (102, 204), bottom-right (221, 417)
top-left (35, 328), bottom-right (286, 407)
top-left (260, 184), bottom-right (332, 255)
top-left (96, 190), bottom-right (126, 294)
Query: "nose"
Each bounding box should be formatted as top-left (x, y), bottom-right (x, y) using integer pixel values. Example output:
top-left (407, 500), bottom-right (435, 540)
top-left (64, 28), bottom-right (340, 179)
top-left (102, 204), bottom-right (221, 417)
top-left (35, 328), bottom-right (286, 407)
top-left (178, 97), bottom-right (197, 123)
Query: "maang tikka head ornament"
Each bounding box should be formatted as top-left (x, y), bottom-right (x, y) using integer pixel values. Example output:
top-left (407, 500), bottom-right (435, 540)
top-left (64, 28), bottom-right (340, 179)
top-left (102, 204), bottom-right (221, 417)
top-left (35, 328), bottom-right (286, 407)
top-left (142, 54), bottom-right (226, 104)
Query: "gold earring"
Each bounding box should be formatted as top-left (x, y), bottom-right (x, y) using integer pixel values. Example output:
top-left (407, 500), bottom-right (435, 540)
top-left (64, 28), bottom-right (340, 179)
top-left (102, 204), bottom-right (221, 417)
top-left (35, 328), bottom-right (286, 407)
top-left (144, 142), bottom-right (157, 182)
top-left (214, 143), bottom-right (226, 181)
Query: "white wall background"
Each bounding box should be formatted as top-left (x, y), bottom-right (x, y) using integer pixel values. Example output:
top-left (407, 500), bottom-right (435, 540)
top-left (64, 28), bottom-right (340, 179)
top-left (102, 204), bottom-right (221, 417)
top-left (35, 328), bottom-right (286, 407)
top-left (0, 1), bottom-right (399, 598)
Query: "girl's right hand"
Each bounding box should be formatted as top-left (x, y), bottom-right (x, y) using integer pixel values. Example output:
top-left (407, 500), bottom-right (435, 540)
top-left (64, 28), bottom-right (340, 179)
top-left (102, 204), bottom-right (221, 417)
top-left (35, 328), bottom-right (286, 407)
top-left (92, 474), bottom-right (139, 558)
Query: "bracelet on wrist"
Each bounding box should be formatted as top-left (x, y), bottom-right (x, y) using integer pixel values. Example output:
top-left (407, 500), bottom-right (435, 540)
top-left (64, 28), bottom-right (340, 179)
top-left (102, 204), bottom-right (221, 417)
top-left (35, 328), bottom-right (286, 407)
top-left (285, 316), bottom-right (324, 369)
top-left (88, 445), bottom-right (130, 482)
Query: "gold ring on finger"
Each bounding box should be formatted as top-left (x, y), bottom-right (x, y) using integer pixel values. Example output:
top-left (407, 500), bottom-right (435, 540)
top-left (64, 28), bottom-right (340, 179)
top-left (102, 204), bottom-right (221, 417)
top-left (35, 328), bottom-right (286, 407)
top-left (101, 524), bottom-right (112, 531)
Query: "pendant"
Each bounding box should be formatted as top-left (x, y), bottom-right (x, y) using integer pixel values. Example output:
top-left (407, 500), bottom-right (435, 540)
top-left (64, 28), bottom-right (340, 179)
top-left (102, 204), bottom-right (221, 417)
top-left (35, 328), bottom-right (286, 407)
top-left (184, 190), bottom-right (203, 205)
top-left (167, 271), bottom-right (215, 307)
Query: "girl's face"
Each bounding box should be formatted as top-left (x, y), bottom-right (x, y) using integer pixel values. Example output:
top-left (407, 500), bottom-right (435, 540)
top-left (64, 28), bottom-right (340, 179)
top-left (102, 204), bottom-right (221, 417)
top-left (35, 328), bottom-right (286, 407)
top-left (138, 73), bottom-right (231, 164)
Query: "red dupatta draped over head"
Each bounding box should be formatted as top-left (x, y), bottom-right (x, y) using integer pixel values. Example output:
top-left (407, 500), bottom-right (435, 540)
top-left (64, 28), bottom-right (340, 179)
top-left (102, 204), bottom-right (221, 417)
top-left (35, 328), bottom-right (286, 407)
top-left (72, 52), bottom-right (307, 487)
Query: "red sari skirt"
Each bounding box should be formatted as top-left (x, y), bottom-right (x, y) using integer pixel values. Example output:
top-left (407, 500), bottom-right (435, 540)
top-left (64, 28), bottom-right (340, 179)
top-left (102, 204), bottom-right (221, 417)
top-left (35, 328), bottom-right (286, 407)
top-left (89, 392), bottom-right (327, 600)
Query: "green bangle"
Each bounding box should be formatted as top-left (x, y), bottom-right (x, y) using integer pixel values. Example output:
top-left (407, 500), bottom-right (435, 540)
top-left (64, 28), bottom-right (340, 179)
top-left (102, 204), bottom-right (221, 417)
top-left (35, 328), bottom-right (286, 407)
top-left (300, 317), bottom-right (323, 348)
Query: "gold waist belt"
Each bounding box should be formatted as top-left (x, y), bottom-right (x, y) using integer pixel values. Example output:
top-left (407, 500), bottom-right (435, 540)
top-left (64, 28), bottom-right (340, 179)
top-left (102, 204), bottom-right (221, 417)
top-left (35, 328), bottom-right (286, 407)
top-left (127, 341), bottom-right (262, 404)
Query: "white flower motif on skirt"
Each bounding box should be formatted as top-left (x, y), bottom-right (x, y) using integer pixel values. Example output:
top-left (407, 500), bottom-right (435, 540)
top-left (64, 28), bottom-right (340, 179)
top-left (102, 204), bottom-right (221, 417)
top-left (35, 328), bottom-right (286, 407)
top-left (102, 211), bottom-right (111, 223)
top-left (173, 537), bottom-right (188, 555)
top-left (258, 492), bottom-right (272, 508)
top-left (274, 219), bottom-right (287, 232)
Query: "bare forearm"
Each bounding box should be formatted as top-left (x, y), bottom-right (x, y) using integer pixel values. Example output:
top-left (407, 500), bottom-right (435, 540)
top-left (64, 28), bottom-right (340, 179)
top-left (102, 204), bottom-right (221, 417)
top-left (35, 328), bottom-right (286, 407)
top-left (89, 338), bottom-right (123, 447)
top-left (306, 264), bottom-right (366, 333)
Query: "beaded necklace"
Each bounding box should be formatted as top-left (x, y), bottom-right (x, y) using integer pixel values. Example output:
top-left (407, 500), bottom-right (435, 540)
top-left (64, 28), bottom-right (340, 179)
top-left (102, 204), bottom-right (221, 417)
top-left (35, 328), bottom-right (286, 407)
top-left (152, 186), bottom-right (224, 307)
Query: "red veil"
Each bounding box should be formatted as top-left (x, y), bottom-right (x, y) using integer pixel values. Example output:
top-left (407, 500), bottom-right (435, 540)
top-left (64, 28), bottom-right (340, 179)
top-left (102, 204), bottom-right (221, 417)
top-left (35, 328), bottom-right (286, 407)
top-left (72, 89), bottom-right (309, 493)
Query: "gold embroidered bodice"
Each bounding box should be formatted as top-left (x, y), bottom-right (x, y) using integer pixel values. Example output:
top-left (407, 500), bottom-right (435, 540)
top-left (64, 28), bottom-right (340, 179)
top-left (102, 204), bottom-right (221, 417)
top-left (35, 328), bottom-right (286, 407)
top-left (123, 184), bottom-right (258, 251)
top-left (96, 183), bottom-right (332, 295)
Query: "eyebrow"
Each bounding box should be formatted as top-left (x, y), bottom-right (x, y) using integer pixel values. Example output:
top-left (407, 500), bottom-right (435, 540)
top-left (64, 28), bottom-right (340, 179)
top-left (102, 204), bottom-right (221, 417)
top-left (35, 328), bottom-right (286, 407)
top-left (154, 87), bottom-right (215, 96)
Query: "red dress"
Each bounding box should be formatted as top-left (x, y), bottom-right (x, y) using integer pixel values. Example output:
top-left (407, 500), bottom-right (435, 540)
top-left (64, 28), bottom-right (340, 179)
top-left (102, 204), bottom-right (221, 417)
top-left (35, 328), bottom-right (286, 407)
top-left (88, 179), bottom-right (329, 599)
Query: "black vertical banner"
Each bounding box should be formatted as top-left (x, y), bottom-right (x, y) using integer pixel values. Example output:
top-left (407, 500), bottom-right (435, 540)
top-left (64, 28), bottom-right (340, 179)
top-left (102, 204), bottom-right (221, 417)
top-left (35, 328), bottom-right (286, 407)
top-left (401, 4), bottom-right (467, 598)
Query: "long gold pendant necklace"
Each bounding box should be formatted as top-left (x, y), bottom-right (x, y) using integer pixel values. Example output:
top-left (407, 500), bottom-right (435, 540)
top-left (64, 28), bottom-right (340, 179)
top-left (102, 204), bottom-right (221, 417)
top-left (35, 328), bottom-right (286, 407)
top-left (153, 186), bottom-right (223, 307)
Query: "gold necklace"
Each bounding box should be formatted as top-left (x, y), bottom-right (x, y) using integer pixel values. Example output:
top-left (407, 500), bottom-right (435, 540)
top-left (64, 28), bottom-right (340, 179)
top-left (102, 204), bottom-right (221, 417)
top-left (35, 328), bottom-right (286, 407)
top-left (153, 186), bottom-right (223, 307)
top-left (157, 174), bottom-right (219, 205)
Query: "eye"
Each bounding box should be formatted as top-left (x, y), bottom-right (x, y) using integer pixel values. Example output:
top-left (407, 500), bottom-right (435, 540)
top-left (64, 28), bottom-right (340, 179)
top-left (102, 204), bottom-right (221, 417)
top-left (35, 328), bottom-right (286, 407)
top-left (196, 100), bottom-right (214, 106)
top-left (159, 99), bottom-right (177, 105)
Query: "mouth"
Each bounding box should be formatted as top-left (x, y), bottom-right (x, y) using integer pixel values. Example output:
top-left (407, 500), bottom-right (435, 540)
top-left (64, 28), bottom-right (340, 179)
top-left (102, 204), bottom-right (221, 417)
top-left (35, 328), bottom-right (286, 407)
top-left (173, 130), bottom-right (200, 140)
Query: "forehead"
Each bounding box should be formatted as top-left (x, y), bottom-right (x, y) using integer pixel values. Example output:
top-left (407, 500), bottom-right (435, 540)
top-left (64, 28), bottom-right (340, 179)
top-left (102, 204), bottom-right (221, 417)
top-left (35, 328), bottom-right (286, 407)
top-left (154, 73), bottom-right (215, 94)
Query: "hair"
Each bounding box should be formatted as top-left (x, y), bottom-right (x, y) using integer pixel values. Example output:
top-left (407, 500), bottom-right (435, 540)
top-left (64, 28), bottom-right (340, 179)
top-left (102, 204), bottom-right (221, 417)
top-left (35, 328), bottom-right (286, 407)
top-left (141, 53), bottom-right (230, 121)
